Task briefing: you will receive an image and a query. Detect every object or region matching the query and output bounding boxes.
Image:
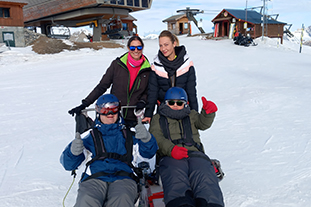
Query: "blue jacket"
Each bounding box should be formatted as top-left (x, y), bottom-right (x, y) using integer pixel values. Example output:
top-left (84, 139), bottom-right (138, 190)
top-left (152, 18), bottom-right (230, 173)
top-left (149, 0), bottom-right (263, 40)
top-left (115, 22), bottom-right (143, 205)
top-left (60, 118), bottom-right (158, 182)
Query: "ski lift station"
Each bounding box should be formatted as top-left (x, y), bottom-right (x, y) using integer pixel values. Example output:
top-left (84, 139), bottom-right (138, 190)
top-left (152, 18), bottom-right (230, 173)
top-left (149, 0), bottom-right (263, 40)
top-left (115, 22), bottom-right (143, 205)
top-left (23, 0), bottom-right (152, 41)
top-left (1, 0), bottom-right (153, 46)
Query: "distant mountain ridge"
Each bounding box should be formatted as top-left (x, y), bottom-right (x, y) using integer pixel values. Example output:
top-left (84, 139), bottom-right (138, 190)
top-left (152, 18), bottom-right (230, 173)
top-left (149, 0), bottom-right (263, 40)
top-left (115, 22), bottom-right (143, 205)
top-left (283, 25), bottom-right (311, 45)
top-left (305, 25), bottom-right (311, 37)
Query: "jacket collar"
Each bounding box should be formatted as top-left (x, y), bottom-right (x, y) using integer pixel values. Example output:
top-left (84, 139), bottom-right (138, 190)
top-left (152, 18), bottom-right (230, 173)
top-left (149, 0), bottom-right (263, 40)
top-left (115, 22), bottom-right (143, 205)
top-left (119, 52), bottom-right (151, 70)
top-left (94, 116), bottom-right (124, 135)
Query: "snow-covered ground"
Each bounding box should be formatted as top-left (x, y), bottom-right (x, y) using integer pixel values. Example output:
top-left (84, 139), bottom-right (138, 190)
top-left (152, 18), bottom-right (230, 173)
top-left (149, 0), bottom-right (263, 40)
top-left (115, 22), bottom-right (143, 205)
top-left (0, 35), bottom-right (311, 207)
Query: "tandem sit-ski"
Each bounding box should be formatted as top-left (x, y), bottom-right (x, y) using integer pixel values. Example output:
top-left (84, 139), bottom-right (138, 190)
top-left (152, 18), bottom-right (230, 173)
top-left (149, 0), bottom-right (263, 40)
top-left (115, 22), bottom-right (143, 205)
top-left (63, 106), bottom-right (225, 207)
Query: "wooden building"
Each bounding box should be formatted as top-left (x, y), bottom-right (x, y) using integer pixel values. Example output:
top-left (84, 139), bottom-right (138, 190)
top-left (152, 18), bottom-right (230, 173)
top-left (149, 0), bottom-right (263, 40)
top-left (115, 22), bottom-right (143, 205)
top-left (162, 14), bottom-right (190, 35)
top-left (212, 9), bottom-right (286, 43)
top-left (23, 0), bottom-right (153, 41)
top-left (0, 0), bottom-right (28, 47)
top-left (101, 14), bottom-right (138, 40)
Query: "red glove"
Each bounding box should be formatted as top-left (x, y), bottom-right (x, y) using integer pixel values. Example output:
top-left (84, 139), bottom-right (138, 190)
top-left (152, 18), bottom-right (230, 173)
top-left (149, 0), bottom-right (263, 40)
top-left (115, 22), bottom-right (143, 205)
top-left (171, 146), bottom-right (188, 160)
top-left (202, 97), bottom-right (218, 114)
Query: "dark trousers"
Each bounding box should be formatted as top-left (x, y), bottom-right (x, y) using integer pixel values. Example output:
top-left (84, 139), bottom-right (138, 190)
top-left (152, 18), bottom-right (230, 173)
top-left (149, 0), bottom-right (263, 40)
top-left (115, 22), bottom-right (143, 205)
top-left (159, 152), bottom-right (224, 207)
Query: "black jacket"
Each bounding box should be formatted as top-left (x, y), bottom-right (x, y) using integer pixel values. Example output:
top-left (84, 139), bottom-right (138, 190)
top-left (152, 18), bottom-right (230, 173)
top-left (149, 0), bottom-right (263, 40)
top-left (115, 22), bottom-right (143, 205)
top-left (145, 46), bottom-right (198, 118)
top-left (82, 52), bottom-right (151, 122)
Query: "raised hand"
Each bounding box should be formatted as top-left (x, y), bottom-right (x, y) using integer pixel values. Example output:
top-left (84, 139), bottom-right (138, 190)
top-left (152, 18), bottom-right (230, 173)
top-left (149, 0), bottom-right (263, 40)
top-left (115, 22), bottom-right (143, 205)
top-left (70, 132), bottom-right (84, 156)
top-left (201, 97), bottom-right (218, 114)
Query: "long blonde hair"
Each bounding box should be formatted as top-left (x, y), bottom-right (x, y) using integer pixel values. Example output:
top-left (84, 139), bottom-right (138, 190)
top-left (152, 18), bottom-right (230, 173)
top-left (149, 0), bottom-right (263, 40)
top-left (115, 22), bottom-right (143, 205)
top-left (159, 30), bottom-right (179, 46)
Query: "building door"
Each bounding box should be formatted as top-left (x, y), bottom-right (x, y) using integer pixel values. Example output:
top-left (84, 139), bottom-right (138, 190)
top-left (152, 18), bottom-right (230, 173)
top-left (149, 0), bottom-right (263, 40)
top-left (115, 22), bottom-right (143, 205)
top-left (214, 23), bottom-right (219, 37)
top-left (179, 23), bottom-right (183, 34)
top-left (2, 32), bottom-right (15, 47)
top-left (223, 22), bottom-right (228, 37)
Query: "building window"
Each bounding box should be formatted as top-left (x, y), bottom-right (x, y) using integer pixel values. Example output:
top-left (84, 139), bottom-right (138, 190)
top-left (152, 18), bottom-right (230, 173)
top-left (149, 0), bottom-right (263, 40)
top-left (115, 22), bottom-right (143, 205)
top-left (184, 23), bottom-right (188, 29)
top-left (110, 0), bottom-right (124, 4)
top-left (0, 8), bottom-right (10, 18)
top-left (122, 23), bottom-right (128, 30)
top-left (134, 0), bottom-right (139, 7)
top-left (127, 0), bottom-right (133, 6)
top-left (142, 0), bottom-right (148, 7)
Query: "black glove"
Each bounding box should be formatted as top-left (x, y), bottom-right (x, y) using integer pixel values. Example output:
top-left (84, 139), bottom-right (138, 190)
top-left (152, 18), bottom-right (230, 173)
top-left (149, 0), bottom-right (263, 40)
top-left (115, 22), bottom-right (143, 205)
top-left (68, 104), bottom-right (86, 116)
top-left (136, 100), bottom-right (146, 111)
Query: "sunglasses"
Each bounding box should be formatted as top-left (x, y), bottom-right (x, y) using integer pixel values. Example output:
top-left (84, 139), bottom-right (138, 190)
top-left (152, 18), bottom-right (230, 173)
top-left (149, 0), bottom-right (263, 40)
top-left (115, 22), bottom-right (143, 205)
top-left (129, 46), bottom-right (143, 51)
top-left (95, 102), bottom-right (120, 115)
top-left (166, 100), bottom-right (186, 106)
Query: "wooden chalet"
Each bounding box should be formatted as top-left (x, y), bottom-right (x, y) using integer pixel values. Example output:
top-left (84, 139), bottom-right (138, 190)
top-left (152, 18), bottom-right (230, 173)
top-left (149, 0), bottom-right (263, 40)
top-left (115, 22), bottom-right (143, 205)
top-left (212, 9), bottom-right (286, 43)
top-left (0, 0), bottom-right (28, 47)
top-left (162, 14), bottom-right (190, 35)
top-left (23, 0), bottom-right (153, 41)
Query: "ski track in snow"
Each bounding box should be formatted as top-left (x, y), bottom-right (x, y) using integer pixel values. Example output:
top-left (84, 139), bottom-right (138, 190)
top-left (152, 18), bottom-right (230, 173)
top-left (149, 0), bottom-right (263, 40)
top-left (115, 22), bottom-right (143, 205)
top-left (13, 146), bottom-right (24, 168)
top-left (0, 169), bottom-right (7, 189)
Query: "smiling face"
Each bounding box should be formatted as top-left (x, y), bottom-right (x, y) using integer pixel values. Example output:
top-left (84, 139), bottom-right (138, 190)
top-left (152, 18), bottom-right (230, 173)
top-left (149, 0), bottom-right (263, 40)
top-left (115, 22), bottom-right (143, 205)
top-left (159, 36), bottom-right (176, 61)
top-left (100, 113), bottom-right (118, 124)
top-left (128, 39), bottom-right (143, 61)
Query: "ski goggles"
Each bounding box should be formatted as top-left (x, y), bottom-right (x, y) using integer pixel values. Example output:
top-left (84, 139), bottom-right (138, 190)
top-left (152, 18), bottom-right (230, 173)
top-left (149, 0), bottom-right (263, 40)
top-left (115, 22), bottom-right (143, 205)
top-left (129, 46), bottom-right (143, 51)
top-left (95, 102), bottom-right (121, 115)
top-left (165, 100), bottom-right (186, 106)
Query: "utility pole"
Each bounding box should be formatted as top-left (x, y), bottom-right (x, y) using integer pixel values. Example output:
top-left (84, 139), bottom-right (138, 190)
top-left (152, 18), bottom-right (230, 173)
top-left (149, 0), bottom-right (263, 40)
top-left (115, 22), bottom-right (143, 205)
top-left (299, 24), bottom-right (304, 53)
top-left (245, 0), bottom-right (248, 35)
top-left (261, 0), bottom-right (271, 40)
top-left (261, 0), bottom-right (266, 40)
top-left (245, 0), bottom-right (248, 21)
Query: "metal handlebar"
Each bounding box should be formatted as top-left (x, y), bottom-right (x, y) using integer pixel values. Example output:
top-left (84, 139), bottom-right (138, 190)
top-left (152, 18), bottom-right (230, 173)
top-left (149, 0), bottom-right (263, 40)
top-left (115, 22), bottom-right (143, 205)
top-left (81, 106), bottom-right (144, 119)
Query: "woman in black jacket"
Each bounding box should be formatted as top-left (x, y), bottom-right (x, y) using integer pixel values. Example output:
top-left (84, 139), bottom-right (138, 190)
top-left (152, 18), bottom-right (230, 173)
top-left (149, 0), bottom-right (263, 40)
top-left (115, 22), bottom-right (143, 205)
top-left (143, 30), bottom-right (198, 123)
top-left (68, 36), bottom-right (151, 127)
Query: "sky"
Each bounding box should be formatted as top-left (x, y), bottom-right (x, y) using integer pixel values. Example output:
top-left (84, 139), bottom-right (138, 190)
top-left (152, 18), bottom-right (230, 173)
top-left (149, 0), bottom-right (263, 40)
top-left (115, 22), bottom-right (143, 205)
top-left (132, 0), bottom-right (311, 36)
top-left (0, 34), bottom-right (311, 206)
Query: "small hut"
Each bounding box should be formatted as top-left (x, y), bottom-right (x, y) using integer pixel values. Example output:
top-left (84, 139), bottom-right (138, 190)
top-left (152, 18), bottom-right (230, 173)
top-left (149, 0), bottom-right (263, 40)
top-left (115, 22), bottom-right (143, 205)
top-left (162, 14), bottom-right (190, 35)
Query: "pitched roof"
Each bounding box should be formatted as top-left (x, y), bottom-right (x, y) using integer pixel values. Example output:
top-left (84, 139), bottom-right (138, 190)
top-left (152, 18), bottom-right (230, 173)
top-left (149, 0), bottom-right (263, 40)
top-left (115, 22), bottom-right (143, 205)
top-left (162, 14), bottom-right (186, 22)
top-left (121, 14), bottom-right (137, 21)
top-left (0, 0), bottom-right (28, 3)
top-left (214, 9), bottom-right (286, 25)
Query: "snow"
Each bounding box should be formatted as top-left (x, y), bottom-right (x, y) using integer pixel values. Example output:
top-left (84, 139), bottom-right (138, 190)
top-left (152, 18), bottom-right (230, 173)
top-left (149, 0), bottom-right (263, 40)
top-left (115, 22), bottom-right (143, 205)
top-left (1, 35), bottom-right (311, 207)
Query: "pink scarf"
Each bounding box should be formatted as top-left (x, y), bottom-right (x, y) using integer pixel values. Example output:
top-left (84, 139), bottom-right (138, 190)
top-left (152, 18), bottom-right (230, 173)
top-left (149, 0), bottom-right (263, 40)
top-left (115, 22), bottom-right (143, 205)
top-left (127, 53), bottom-right (145, 90)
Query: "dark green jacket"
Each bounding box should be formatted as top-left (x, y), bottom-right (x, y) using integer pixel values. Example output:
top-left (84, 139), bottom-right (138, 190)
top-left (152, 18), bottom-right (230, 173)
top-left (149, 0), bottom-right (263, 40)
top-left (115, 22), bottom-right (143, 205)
top-left (82, 52), bottom-right (151, 121)
top-left (149, 109), bottom-right (215, 157)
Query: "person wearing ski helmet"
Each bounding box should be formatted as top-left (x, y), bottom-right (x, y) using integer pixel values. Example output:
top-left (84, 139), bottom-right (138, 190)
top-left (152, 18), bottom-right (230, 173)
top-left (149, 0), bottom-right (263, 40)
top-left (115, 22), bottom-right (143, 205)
top-left (94, 94), bottom-right (121, 124)
top-left (60, 94), bottom-right (158, 207)
top-left (68, 35), bottom-right (151, 127)
top-left (143, 30), bottom-right (198, 123)
top-left (149, 87), bottom-right (224, 207)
